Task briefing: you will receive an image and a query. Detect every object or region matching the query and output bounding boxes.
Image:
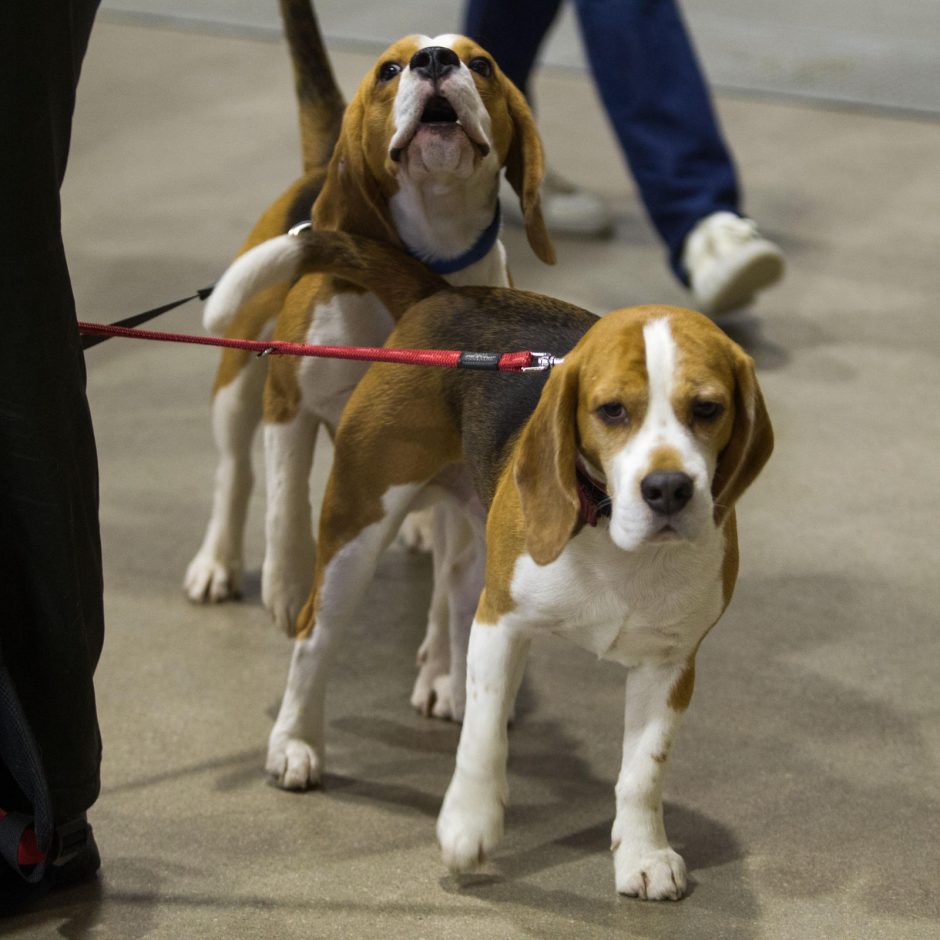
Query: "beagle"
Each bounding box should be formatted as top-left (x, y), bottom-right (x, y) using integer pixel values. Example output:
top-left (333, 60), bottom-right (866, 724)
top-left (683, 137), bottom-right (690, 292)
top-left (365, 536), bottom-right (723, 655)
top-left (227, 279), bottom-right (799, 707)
top-left (265, 231), bottom-right (773, 900)
top-left (184, 2), bottom-right (554, 687)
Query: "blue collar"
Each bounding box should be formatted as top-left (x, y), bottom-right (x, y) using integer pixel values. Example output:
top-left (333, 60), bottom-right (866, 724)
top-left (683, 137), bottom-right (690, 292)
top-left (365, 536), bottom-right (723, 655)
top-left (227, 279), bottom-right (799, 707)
top-left (409, 204), bottom-right (502, 276)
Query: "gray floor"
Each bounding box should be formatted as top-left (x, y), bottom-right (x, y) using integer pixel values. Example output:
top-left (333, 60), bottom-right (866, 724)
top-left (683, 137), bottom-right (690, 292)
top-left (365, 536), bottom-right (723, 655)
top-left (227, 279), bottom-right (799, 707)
top-left (99, 0), bottom-right (940, 115)
top-left (6, 15), bottom-right (940, 939)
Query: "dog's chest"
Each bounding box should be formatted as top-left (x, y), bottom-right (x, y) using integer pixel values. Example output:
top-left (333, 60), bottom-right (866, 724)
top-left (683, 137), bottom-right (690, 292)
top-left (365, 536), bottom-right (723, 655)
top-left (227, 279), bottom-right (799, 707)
top-left (509, 525), bottom-right (726, 666)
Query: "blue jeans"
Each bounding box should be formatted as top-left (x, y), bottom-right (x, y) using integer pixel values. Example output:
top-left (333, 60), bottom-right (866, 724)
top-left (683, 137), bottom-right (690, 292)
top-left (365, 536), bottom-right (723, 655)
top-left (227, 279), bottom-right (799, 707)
top-left (465, 0), bottom-right (740, 282)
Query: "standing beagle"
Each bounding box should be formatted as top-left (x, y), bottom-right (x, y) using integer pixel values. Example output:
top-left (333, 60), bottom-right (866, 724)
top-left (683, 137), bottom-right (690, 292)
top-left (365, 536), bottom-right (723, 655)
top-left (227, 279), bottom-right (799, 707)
top-left (264, 231), bottom-right (773, 900)
top-left (184, 4), bottom-right (554, 702)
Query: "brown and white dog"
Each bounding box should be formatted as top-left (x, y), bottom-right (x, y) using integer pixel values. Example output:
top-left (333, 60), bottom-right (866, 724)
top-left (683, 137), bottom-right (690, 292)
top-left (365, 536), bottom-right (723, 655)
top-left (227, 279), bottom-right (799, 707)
top-left (264, 230), bottom-right (773, 899)
top-left (184, 1), bottom-right (554, 692)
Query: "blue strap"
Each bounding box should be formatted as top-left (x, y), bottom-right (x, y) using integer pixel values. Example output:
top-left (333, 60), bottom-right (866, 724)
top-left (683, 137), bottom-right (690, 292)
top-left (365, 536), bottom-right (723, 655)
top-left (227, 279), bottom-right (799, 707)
top-left (409, 205), bottom-right (502, 276)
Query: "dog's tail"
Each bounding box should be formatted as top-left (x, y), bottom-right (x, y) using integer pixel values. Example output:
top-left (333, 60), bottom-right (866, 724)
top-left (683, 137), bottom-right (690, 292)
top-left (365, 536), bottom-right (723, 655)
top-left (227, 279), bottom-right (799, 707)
top-left (279, 0), bottom-right (345, 175)
top-left (203, 234), bottom-right (308, 333)
top-left (203, 230), bottom-right (445, 332)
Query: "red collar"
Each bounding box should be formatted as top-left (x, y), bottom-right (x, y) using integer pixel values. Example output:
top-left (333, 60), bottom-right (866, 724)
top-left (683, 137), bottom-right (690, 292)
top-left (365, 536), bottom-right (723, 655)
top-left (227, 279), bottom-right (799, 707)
top-left (575, 455), bottom-right (610, 526)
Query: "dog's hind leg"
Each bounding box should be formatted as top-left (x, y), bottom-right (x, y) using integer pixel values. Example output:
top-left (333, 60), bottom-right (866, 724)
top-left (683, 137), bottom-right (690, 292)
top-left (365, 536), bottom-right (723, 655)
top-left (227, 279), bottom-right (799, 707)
top-left (184, 351), bottom-right (269, 603)
top-left (411, 507), bottom-right (451, 717)
top-left (266, 361), bottom-right (461, 788)
top-left (262, 408), bottom-right (321, 634)
top-left (184, 286), bottom-right (284, 602)
top-left (417, 504), bottom-right (485, 723)
top-left (266, 480), bottom-right (428, 790)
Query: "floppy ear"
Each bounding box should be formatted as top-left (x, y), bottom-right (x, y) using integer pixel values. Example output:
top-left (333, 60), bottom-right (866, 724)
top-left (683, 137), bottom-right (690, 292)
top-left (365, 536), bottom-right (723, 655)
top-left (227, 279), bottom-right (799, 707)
top-left (711, 348), bottom-right (774, 523)
top-left (312, 91), bottom-right (399, 244)
top-left (513, 363), bottom-right (580, 565)
top-left (502, 78), bottom-right (556, 266)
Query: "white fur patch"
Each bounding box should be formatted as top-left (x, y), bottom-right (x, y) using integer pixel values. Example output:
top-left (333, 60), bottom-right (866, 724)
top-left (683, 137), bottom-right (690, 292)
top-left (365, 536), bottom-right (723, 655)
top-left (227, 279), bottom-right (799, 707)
top-left (203, 234), bottom-right (306, 333)
top-left (608, 318), bottom-right (714, 552)
top-left (389, 34), bottom-right (500, 264)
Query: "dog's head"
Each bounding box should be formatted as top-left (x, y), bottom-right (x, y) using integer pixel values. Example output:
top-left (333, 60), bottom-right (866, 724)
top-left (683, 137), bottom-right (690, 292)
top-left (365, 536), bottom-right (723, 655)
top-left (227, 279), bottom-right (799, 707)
top-left (514, 306), bottom-right (774, 564)
top-left (313, 34), bottom-right (553, 264)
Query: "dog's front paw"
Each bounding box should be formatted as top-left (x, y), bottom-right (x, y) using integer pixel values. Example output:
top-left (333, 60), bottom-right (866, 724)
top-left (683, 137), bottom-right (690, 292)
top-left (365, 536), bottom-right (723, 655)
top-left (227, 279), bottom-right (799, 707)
top-left (430, 673), bottom-right (456, 720)
top-left (411, 639), bottom-right (449, 717)
top-left (262, 563), bottom-right (312, 636)
top-left (614, 844), bottom-right (687, 901)
top-left (183, 551), bottom-right (242, 603)
top-left (266, 735), bottom-right (322, 791)
top-left (437, 775), bottom-right (505, 872)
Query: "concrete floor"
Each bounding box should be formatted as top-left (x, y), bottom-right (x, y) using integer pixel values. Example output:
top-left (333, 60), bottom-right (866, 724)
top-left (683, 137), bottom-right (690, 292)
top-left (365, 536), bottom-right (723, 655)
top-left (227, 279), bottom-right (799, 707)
top-left (6, 17), bottom-right (940, 939)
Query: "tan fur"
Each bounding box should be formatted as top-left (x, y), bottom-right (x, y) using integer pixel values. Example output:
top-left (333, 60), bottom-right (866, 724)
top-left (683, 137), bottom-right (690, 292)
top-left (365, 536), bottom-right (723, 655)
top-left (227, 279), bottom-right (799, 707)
top-left (647, 445), bottom-right (687, 474)
top-left (668, 660), bottom-right (696, 712)
top-left (483, 305), bottom-right (771, 635)
top-left (475, 479), bottom-right (527, 625)
top-left (295, 359), bottom-right (462, 637)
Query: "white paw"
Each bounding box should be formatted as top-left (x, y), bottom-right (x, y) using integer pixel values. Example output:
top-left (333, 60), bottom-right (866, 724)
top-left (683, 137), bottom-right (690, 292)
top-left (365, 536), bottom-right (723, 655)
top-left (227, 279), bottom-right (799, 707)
top-left (410, 671), bottom-right (438, 717)
top-left (395, 508), bottom-right (434, 553)
top-left (410, 641), bottom-right (448, 717)
top-left (437, 775), bottom-right (505, 872)
top-left (183, 552), bottom-right (242, 603)
top-left (614, 845), bottom-right (687, 901)
top-left (430, 673), bottom-right (455, 720)
top-left (266, 736), bottom-right (322, 791)
top-left (262, 563), bottom-right (312, 636)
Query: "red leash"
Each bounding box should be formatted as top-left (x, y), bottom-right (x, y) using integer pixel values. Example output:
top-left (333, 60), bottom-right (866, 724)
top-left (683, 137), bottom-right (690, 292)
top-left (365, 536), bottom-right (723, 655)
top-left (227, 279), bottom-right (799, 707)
top-left (76, 320), bottom-right (562, 373)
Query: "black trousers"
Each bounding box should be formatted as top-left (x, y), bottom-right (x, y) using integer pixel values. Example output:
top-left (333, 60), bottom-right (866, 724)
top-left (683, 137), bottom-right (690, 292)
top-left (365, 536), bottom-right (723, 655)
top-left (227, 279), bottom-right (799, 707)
top-left (0, 0), bottom-right (103, 822)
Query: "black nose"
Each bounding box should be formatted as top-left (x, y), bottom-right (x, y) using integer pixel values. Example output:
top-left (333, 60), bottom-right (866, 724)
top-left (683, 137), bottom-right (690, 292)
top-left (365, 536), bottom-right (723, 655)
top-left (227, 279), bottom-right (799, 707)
top-left (640, 472), bottom-right (694, 515)
top-left (410, 46), bottom-right (460, 82)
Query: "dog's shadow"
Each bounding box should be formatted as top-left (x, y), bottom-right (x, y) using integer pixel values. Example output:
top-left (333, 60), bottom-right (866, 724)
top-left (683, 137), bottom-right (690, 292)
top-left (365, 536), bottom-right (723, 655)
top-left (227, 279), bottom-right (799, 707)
top-left (328, 694), bottom-right (745, 898)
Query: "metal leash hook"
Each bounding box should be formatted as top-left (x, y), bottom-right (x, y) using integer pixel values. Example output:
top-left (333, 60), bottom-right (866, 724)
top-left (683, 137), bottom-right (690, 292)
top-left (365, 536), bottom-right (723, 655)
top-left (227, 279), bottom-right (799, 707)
top-left (521, 352), bottom-right (565, 372)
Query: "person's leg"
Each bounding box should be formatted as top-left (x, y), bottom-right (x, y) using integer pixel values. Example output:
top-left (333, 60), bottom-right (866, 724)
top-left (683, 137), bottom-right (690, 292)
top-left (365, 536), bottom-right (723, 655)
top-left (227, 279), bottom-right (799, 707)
top-left (573, 0), bottom-right (783, 311)
top-left (463, 0), bottom-right (563, 100)
top-left (572, 0), bottom-right (739, 279)
top-left (465, 0), bottom-right (614, 237)
top-left (0, 0), bottom-right (103, 889)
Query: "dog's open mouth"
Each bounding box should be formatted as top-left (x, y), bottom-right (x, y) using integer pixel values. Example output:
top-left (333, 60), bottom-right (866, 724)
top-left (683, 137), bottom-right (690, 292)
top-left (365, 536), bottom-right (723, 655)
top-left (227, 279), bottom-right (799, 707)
top-left (390, 93), bottom-right (490, 162)
top-left (420, 95), bottom-right (459, 125)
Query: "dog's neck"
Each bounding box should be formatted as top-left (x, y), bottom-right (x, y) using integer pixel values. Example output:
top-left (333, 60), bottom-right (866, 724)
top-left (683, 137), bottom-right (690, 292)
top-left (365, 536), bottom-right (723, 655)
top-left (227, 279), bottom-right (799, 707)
top-left (389, 171), bottom-right (505, 283)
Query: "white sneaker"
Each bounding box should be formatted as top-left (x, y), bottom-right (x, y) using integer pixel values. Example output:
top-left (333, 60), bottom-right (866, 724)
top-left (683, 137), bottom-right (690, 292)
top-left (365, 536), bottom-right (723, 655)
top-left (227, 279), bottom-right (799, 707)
top-left (682, 211), bottom-right (784, 316)
top-left (501, 168), bottom-right (613, 238)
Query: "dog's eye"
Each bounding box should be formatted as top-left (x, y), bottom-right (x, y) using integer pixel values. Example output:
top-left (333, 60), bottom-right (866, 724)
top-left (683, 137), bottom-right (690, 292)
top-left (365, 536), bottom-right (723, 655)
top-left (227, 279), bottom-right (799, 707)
top-left (468, 56), bottom-right (493, 78)
top-left (597, 402), bottom-right (628, 424)
top-left (692, 400), bottom-right (723, 422)
top-left (378, 62), bottom-right (402, 82)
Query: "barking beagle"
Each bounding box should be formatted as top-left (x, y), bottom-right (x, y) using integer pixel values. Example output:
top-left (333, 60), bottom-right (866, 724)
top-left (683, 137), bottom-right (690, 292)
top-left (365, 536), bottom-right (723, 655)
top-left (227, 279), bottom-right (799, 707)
top-left (265, 231), bottom-right (773, 900)
top-left (184, 2), bottom-right (553, 677)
